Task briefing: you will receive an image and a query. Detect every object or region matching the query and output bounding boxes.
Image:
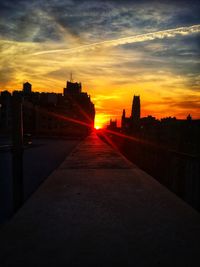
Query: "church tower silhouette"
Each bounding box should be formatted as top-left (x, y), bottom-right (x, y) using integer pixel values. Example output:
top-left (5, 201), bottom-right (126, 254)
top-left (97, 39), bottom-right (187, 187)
top-left (131, 95), bottom-right (140, 122)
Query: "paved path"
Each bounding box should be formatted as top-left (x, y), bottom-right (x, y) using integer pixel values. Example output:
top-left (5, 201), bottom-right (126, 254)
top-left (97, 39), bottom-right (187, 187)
top-left (0, 132), bottom-right (200, 266)
top-left (0, 139), bottom-right (79, 223)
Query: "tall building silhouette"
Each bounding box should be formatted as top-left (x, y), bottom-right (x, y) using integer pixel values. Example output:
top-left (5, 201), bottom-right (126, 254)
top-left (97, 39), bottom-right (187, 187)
top-left (63, 81), bottom-right (82, 96)
top-left (121, 95), bottom-right (141, 132)
top-left (121, 109), bottom-right (125, 128)
top-left (121, 109), bottom-right (130, 130)
top-left (23, 82), bottom-right (32, 95)
top-left (63, 80), bottom-right (95, 127)
top-left (131, 95), bottom-right (140, 122)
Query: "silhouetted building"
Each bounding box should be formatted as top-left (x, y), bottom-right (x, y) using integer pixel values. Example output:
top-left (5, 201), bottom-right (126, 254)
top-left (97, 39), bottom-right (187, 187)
top-left (120, 95), bottom-right (200, 153)
top-left (187, 114), bottom-right (192, 121)
top-left (0, 80), bottom-right (95, 137)
top-left (107, 119), bottom-right (118, 131)
top-left (104, 92), bottom-right (200, 212)
top-left (121, 95), bottom-right (141, 133)
top-left (131, 95), bottom-right (140, 122)
top-left (23, 82), bottom-right (32, 95)
top-left (121, 109), bottom-right (130, 131)
top-left (63, 80), bottom-right (95, 128)
top-left (121, 109), bottom-right (125, 128)
top-left (63, 81), bottom-right (82, 96)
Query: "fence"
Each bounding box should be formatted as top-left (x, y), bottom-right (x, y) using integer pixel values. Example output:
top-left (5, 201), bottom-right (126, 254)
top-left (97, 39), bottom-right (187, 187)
top-left (108, 133), bottom-right (200, 211)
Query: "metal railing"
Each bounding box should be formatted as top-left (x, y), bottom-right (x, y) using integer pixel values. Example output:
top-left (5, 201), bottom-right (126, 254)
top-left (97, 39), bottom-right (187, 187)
top-left (107, 133), bottom-right (200, 211)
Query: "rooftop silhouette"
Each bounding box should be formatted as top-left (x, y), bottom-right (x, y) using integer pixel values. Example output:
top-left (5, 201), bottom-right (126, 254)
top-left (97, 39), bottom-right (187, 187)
top-left (0, 80), bottom-right (95, 137)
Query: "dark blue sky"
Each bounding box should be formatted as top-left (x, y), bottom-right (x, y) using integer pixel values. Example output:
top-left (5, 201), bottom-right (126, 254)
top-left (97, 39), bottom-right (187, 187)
top-left (0, 0), bottom-right (200, 42)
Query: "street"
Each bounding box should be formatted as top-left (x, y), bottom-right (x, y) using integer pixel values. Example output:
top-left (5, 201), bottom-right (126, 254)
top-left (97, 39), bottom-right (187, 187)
top-left (0, 138), bottom-right (79, 223)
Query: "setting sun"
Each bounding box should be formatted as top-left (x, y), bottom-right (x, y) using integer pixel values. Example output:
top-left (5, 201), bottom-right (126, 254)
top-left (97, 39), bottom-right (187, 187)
top-left (0, 0), bottom-right (200, 124)
top-left (94, 113), bottom-right (109, 129)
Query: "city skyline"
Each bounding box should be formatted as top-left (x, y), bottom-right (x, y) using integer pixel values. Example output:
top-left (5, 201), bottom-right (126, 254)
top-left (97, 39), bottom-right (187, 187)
top-left (1, 0), bottom-right (200, 128)
top-left (2, 80), bottom-right (197, 130)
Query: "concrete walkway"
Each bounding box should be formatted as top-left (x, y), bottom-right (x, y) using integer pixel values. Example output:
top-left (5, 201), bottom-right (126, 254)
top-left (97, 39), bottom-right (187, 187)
top-left (0, 132), bottom-right (200, 266)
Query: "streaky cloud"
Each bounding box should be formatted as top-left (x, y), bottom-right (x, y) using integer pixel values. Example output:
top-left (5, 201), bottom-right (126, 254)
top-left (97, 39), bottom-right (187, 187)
top-left (33, 24), bottom-right (200, 56)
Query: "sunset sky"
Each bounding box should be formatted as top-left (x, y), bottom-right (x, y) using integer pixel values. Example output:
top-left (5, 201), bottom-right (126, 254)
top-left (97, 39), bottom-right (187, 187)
top-left (0, 0), bottom-right (200, 128)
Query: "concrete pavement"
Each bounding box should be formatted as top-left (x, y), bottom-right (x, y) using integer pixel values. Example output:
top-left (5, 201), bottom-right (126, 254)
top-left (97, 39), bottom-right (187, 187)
top-left (0, 139), bottom-right (79, 223)
top-left (0, 132), bottom-right (200, 265)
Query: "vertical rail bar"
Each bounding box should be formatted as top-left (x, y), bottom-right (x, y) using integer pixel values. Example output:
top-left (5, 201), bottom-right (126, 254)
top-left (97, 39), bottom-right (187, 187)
top-left (12, 96), bottom-right (24, 212)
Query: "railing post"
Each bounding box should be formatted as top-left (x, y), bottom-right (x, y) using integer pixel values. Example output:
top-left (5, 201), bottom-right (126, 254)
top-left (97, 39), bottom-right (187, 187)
top-left (12, 95), bottom-right (24, 212)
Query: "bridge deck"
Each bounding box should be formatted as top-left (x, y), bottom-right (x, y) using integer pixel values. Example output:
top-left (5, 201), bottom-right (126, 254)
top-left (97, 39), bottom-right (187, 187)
top-left (0, 132), bottom-right (200, 265)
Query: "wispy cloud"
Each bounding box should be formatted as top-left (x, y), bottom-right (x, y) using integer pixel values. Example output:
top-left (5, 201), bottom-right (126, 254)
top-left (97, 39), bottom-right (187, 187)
top-left (33, 24), bottom-right (200, 55)
top-left (0, 0), bottom-right (199, 120)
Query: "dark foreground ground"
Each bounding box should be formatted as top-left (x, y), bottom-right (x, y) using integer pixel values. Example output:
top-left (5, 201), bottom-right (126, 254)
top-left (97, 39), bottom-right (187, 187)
top-left (0, 132), bottom-right (200, 266)
top-left (0, 138), bottom-right (79, 223)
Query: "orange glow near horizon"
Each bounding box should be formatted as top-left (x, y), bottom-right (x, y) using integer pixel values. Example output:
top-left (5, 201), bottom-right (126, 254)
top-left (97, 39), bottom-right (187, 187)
top-left (4, 81), bottom-right (200, 123)
top-left (94, 113), bottom-right (109, 129)
top-left (1, 35), bottom-right (200, 121)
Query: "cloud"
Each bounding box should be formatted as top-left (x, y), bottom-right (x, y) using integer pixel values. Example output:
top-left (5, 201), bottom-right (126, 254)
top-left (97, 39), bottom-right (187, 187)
top-left (0, 0), bottom-right (199, 120)
top-left (33, 24), bottom-right (200, 56)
